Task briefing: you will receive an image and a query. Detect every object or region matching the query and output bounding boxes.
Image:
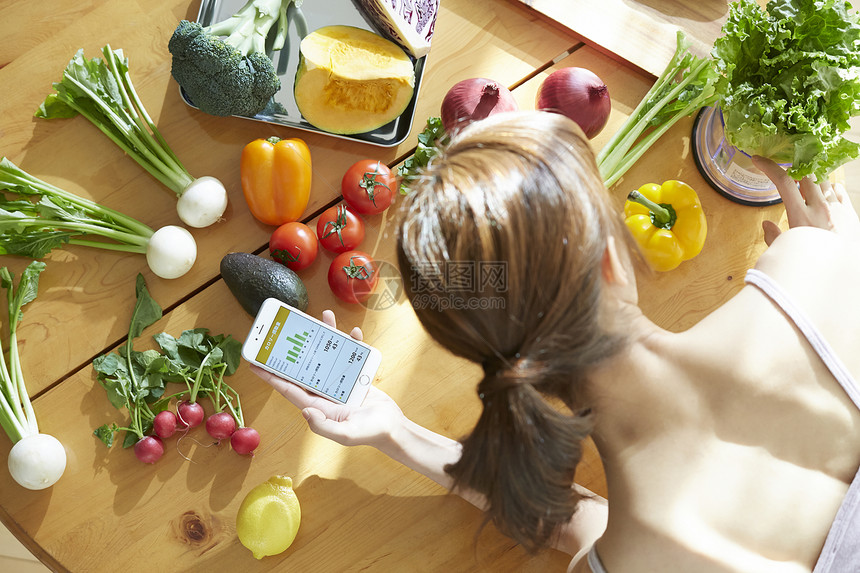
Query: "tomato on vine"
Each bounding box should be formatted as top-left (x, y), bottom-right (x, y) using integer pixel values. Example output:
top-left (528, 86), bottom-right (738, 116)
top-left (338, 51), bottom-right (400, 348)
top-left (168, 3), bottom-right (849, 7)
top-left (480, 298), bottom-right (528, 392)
top-left (341, 160), bottom-right (395, 215)
top-left (328, 251), bottom-right (378, 304)
top-left (269, 222), bottom-right (318, 271)
top-left (316, 204), bottom-right (365, 253)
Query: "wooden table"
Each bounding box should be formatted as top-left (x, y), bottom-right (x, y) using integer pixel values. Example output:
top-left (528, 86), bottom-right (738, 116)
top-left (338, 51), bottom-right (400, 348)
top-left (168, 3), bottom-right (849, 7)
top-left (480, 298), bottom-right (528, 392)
top-left (0, 1), bottom-right (784, 571)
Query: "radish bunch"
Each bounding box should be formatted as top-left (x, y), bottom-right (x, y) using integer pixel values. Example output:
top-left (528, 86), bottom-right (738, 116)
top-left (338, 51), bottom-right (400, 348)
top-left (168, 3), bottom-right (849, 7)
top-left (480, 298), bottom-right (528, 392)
top-left (93, 275), bottom-right (260, 464)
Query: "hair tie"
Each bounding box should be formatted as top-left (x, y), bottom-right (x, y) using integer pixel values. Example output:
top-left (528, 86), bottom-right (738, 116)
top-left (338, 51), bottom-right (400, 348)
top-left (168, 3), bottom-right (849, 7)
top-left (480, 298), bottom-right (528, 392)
top-left (481, 356), bottom-right (507, 378)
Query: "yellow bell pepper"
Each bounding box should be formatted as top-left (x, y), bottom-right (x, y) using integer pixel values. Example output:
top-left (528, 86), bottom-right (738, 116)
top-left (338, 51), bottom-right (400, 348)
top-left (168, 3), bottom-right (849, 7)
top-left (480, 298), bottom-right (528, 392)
top-left (624, 180), bottom-right (707, 272)
top-left (240, 137), bottom-right (312, 226)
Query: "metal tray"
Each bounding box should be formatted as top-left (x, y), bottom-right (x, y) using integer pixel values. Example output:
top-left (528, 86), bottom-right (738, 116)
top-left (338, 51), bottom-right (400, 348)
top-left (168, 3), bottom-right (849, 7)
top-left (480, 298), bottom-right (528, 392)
top-left (180, 0), bottom-right (426, 147)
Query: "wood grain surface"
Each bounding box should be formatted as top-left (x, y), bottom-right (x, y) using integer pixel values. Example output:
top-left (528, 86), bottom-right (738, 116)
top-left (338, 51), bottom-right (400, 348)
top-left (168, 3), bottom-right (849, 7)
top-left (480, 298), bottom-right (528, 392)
top-left (513, 0), bottom-right (733, 77)
top-left (0, 0), bottom-right (794, 571)
top-left (0, 0), bottom-right (574, 394)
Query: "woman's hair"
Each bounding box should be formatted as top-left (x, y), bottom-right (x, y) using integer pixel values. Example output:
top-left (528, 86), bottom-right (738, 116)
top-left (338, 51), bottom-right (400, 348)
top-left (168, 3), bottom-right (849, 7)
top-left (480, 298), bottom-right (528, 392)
top-left (396, 111), bottom-right (632, 552)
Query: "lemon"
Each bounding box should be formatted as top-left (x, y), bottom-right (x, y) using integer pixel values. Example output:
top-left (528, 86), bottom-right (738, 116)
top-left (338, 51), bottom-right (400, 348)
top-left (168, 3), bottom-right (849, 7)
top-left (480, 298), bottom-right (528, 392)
top-left (236, 475), bottom-right (301, 559)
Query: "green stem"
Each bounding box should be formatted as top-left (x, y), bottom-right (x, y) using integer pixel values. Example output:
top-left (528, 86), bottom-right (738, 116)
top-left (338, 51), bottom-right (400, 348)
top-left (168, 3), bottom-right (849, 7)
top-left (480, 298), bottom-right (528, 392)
top-left (8, 326), bottom-right (37, 435)
top-left (627, 190), bottom-right (676, 229)
top-left (0, 158), bottom-right (155, 238)
top-left (603, 98), bottom-right (701, 188)
top-left (220, 381), bottom-right (244, 428)
top-left (0, 336), bottom-right (26, 443)
top-left (3, 290), bottom-right (34, 437)
top-left (189, 350), bottom-right (216, 403)
top-left (55, 83), bottom-right (189, 196)
top-left (273, 0), bottom-right (290, 50)
top-left (0, 336), bottom-right (24, 428)
top-left (0, 217), bottom-right (150, 247)
top-left (599, 58), bottom-right (708, 181)
top-left (68, 238), bottom-right (148, 254)
top-left (596, 47), bottom-right (683, 167)
top-left (102, 46), bottom-right (194, 185)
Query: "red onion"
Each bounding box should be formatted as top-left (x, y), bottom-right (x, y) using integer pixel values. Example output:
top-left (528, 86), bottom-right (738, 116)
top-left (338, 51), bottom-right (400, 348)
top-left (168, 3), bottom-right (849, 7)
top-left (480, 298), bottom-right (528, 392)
top-left (441, 78), bottom-right (519, 133)
top-left (536, 67), bottom-right (611, 139)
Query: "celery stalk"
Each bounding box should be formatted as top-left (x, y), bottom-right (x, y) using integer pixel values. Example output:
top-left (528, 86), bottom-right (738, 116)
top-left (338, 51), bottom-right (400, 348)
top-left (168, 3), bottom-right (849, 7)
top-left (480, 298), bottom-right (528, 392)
top-left (597, 31), bottom-right (719, 188)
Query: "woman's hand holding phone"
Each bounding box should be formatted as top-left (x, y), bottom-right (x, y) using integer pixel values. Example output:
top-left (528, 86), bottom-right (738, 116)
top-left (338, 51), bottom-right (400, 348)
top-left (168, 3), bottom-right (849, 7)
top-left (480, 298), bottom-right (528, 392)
top-left (251, 309), bottom-right (406, 449)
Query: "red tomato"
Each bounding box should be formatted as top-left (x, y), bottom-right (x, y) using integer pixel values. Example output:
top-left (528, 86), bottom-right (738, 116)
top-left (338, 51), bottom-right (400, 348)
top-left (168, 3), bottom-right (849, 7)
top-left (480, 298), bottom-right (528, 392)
top-left (316, 204), bottom-right (365, 253)
top-left (327, 251), bottom-right (378, 304)
top-left (341, 160), bottom-right (396, 215)
top-left (269, 222), bottom-right (318, 271)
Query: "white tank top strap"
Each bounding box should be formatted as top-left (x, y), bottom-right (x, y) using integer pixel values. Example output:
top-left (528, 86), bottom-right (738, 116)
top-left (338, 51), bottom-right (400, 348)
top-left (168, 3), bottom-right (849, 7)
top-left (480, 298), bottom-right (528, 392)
top-left (744, 268), bottom-right (860, 409)
top-left (586, 545), bottom-right (609, 573)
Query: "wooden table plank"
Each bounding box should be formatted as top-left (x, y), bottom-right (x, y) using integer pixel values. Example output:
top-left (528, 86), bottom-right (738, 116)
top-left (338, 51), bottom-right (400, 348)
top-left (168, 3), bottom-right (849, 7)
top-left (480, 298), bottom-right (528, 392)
top-left (0, 0), bottom-right (575, 394)
top-left (0, 216), bottom-right (571, 572)
top-left (510, 0), bottom-right (731, 77)
top-left (2, 39), bottom-right (791, 571)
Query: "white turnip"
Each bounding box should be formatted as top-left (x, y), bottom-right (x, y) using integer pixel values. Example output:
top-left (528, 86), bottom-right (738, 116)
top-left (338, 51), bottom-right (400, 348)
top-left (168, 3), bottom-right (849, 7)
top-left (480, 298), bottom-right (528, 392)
top-left (145, 225), bottom-right (198, 280)
top-left (7, 433), bottom-right (67, 490)
top-left (0, 159), bottom-right (198, 280)
top-left (177, 177), bottom-right (229, 228)
top-left (0, 262), bottom-right (66, 489)
top-left (36, 46), bottom-right (228, 229)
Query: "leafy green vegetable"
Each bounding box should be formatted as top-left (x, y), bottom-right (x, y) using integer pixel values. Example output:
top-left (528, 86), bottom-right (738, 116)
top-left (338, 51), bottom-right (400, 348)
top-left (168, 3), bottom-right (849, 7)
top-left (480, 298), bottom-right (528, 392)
top-left (597, 31), bottom-right (719, 187)
top-left (0, 157), bottom-right (155, 258)
top-left (36, 46), bottom-right (195, 197)
top-left (712, 0), bottom-right (860, 179)
top-left (93, 275), bottom-right (245, 448)
top-left (397, 117), bottom-right (449, 194)
top-left (0, 261), bottom-right (46, 443)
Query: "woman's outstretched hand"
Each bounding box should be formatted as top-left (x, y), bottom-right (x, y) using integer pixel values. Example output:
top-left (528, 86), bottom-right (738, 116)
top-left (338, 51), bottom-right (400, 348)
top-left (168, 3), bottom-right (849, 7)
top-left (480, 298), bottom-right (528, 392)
top-left (250, 309), bottom-right (405, 448)
top-left (753, 155), bottom-right (859, 246)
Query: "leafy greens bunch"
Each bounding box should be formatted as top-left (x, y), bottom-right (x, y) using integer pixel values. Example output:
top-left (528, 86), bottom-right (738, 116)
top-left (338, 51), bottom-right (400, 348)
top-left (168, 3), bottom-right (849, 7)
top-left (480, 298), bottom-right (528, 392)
top-left (0, 158), bottom-right (197, 280)
top-left (36, 45), bottom-right (228, 228)
top-left (597, 31), bottom-right (719, 187)
top-left (397, 116), bottom-right (448, 194)
top-left (93, 275), bottom-right (244, 463)
top-left (0, 261), bottom-right (67, 490)
top-left (713, 0), bottom-right (860, 180)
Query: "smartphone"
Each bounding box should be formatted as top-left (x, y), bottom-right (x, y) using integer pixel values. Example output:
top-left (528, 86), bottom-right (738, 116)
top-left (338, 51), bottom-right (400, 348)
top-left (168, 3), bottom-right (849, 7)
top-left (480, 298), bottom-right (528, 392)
top-left (241, 298), bottom-right (381, 405)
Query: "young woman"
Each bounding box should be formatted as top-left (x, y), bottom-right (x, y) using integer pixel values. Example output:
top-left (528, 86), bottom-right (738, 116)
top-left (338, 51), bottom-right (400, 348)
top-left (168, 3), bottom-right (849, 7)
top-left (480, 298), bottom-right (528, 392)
top-left (252, 112), bottom-right (860, 572)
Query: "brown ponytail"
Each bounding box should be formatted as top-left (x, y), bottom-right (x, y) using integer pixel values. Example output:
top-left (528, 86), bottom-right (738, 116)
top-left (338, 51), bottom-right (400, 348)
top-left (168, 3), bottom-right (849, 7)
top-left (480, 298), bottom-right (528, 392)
top-left (396, 111), bottom-right (634, 552)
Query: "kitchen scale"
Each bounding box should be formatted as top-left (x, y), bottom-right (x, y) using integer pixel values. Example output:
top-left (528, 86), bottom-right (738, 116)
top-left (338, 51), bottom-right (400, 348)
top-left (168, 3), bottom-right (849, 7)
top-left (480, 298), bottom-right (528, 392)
top-left (691, 105), bottom-right (787, 206)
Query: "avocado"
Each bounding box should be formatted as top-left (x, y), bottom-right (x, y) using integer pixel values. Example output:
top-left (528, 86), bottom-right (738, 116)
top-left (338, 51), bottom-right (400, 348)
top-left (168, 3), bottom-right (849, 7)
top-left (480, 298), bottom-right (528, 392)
top-left (220, 252), bottom-right (309, 316)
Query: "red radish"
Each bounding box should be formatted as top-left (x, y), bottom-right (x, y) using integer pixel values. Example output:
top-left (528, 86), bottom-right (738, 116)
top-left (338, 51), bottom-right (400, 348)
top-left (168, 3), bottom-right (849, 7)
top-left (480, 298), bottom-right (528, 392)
top-left (153, 410), bottom-right (178, 439)
top-left (441, 78), bottom-right (518, 133)
top-left (535, 67), bottom-right (611, 139)
top-left (134, 436), bottom-right (164, 464)
top-left (231, 427), bottom-right (261, 455)
top-left (206, 412), bottom-right (237, 441)
top-left (177, 400), bottom-right (204, 428)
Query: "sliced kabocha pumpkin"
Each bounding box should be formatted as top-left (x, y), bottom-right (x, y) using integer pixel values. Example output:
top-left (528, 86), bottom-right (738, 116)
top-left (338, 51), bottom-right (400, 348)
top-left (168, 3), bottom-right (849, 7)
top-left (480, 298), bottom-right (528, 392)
top-left (294, 25), bottom-right (415, 135)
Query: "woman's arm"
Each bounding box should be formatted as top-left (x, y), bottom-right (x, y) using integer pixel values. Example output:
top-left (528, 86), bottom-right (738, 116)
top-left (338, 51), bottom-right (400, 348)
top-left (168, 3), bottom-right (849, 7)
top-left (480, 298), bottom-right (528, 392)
top-left (251, 309), bottom-right (607, 554)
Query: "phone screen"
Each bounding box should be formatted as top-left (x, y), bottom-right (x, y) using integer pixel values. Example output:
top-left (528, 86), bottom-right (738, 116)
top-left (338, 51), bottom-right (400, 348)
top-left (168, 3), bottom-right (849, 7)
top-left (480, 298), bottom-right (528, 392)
top-left (255, 306), bottom-right (369, 403)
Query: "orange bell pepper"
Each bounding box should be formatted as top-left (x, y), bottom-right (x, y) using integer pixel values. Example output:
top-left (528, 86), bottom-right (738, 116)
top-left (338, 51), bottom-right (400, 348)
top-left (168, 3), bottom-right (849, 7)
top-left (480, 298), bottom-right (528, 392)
top-left (241, 137), bottom-right (312, 226)
top-left (624, 180), bottom-right (707, 272)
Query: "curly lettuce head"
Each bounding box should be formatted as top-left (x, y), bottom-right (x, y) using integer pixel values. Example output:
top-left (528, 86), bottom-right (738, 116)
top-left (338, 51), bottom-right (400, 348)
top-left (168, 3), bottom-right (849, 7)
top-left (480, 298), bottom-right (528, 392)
top-left (713, 0), bottom-right (860, 180)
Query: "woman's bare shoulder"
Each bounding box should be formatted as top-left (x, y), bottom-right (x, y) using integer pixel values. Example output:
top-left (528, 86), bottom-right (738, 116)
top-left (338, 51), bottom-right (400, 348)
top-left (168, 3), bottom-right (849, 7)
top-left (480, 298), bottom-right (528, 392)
top-left (753, 226), bottom-right (860, 293)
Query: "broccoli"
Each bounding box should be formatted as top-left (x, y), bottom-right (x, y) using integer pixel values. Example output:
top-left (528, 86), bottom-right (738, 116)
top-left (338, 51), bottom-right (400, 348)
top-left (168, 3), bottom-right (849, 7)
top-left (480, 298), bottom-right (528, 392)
top-left (168, 0), bottom-right (298, 117)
